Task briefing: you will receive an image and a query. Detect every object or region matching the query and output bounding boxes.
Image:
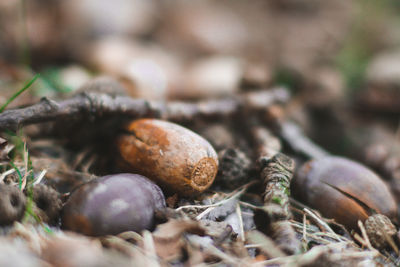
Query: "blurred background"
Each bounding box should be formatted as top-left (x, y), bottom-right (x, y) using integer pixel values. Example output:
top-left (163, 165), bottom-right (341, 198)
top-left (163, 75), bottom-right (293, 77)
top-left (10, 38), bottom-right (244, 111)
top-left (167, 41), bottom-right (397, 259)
top-left (1, 0), bottom-right (400, 166)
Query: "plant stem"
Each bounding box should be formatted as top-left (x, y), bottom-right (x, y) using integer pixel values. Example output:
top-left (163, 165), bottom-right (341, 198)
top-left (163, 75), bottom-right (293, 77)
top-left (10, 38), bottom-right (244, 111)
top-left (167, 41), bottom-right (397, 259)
top-left (0, 74), bottom-right (40, 113)
top-left (19, 0), bottom-right (30, 66)
top-left (9, 161), bottom-right (23, 189)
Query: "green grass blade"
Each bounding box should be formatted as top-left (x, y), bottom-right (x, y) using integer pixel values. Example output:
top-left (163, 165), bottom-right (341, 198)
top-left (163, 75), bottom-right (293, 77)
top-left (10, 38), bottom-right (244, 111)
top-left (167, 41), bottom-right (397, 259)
top-left (0, 74), bottom-right (40, 113)
top-left (9, 161), bottom-right (23, 189)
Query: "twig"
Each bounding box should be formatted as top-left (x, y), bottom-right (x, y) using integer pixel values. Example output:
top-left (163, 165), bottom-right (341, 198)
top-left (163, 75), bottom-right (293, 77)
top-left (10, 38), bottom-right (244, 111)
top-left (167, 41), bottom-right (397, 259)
top-left (358, 220), bottom-right (374, 251)
top-left (0, 88), bottom-right (290, 132)
top-left (195, 207), bottom-right (215, 221)
top-left (353, 233), bottom-right (369, 248)
top-left (289, 220), bottom-right (350, 245)
top-left (252, 127), bottom-right (293, 218)
top-left (238, 201), bottom-right (260, 210)
top-left (303, 208), bottom-right (341, 241)
top-left (254, 242), bottom-right (376, 266)
top-left (251, 126), bottom-right (301, 255)
top-left (194, 189), bottom-right (244, 220)
top-left (252, 126), bottom-right (281, 160)
top-left (32, 169), bottom-right (47, 186)
top-left (176, 188), bottom-right (244, 212)
top-left (280, 121), bottom-right (329, 159)
top-left (236, 203), bottom-right (245, 242)
top-left (302, 213), bottom-right (308, 244)
top-left (176, 181), bottom-right (255, 213)
top-left (21, 142), bottom-right (29, 190)
top-left (0, 168), bottom-right (16, 182)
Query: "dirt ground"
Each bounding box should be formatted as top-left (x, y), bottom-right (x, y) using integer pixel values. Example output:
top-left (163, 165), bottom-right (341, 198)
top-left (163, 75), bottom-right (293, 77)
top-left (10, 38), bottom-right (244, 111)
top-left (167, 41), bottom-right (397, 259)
top-left (1, 0), bottom-right (400, 266)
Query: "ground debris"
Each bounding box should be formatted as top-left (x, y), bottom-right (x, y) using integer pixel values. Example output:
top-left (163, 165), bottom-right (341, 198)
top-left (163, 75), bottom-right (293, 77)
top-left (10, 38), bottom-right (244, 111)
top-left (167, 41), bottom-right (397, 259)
top-left (1, 1), bottom-right (400, 265)
top-left (0, 137), bottom-right (14, 165)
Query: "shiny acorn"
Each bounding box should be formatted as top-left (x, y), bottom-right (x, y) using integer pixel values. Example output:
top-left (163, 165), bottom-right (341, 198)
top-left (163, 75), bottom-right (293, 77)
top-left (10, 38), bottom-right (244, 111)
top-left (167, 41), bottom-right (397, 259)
top-left (62, 173), bottom-right (166, 236)
top-left (117, 119), bottom-right (218, 196)
top-left (292, 156), bottom-right (397, 230)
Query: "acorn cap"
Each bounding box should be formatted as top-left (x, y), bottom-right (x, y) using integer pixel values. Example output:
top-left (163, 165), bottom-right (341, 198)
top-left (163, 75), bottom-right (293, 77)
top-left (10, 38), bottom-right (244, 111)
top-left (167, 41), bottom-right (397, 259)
top-left (365, 214), bottom-right (397, 249)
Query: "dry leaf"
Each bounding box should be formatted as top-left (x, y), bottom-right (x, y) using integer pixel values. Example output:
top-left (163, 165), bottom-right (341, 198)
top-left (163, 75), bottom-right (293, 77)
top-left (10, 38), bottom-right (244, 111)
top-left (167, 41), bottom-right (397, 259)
top-left (152, 219), bottom-right (205, 261)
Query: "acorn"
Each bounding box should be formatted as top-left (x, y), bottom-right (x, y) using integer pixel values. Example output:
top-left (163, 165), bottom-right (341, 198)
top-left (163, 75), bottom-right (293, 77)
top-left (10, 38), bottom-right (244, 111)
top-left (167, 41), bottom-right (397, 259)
top-left (61, 173), bottom-right (166, 236)
top-left (365, 214), bottom-right (397, 250)
top-left (0, 184), bottom-right (26, 225)
top-left (32, 184), bottom-right (62, 224)
top-left (117, 119), bottom-right (218, 196)
top-left (292, 156), bottom-right (397, 230)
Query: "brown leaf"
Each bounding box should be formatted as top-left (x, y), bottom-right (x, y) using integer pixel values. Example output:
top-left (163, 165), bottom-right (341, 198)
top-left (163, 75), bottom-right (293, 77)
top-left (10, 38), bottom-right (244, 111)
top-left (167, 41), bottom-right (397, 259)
top-left (152, 219), bottom-right (206, 261)
top-left (246, 230), bottom-right (286, 259)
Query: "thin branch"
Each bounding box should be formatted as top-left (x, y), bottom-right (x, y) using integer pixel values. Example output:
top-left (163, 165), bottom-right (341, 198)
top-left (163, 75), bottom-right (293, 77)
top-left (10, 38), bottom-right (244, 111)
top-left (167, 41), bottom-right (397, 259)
top-left (303, 208), bottom-right (341, 241)
top-left (251, 126), bottom-right (301, 255)
top-left (280, 121), bottom-right (329, 159)
top-left (0, 88), bottom-right (290, 132)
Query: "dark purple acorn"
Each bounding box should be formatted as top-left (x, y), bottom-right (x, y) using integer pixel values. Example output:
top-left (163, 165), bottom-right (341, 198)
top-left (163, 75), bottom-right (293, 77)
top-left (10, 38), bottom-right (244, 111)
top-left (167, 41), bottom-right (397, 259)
top-left (61, 173), bottom-right (166, 236)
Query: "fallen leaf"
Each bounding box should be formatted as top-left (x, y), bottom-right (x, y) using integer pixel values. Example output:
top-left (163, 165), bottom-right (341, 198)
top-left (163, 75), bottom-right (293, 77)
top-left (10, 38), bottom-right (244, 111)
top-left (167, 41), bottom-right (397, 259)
top-left (152, 219), bottom-right (205, 261)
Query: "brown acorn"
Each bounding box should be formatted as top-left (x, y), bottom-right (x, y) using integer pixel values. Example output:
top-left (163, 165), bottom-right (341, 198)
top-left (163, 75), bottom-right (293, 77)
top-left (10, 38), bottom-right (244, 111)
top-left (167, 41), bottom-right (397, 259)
top-left (32, 184), bottom-right (62, 224)
top-left (292, 156), bottom-right (397, 231)
top-left (117, 119), bottom-right (218, 196)
top-left (0, 184), bottom-right (26, 225)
